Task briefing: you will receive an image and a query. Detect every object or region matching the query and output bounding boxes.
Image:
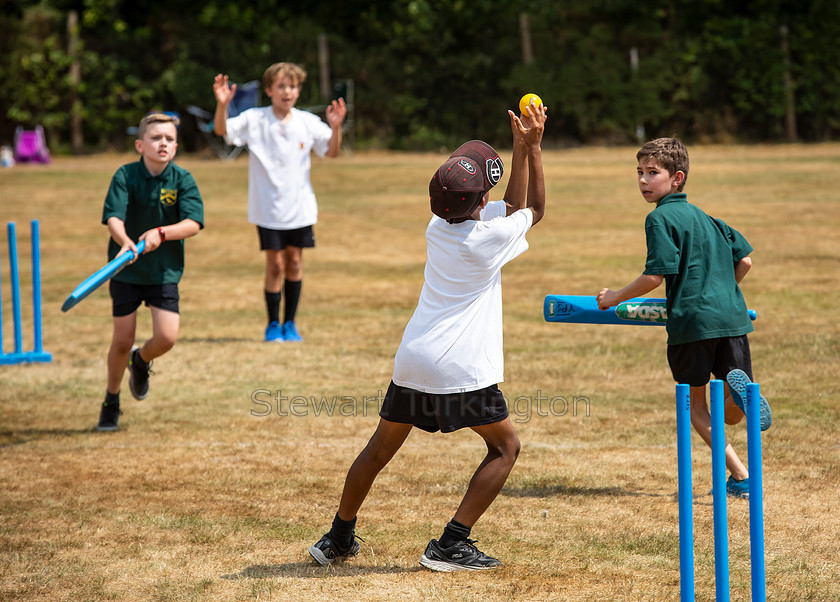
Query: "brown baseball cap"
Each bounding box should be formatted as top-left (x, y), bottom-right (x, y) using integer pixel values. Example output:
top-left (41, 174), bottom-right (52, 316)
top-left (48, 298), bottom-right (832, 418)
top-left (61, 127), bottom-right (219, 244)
top-left (429, 140), bottom-right (504, 221)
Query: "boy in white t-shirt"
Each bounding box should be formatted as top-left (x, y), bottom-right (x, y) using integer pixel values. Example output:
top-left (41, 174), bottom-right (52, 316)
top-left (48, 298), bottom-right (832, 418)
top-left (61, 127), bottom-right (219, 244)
top-left (212, 62), bottom-right (347, 342)
top-left (308, 100), bottom-right (547, 572)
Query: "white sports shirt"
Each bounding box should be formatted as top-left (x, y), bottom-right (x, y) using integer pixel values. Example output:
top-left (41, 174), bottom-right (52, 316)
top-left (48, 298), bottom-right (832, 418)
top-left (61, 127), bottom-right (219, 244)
top-left (392, 201), bottom-right (534, 394)
top-left (225, 106), bottom-right (333, 230)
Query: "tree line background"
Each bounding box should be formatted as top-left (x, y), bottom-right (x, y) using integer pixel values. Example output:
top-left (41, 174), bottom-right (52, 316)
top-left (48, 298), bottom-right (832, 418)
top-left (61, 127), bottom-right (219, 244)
top-left (1, 0), bottom-right (838, 154)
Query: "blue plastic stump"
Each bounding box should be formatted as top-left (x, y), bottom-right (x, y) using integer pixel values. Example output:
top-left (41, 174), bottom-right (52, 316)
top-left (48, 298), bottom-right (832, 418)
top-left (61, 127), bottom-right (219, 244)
top-left (676, 383), bottom-right (695, 601)
top-left (746, 383), bottom-right (766, 602)
top-left (710, 379), bottom-right (730, 601)
top-left (27, 220), bottom-right (51, 362)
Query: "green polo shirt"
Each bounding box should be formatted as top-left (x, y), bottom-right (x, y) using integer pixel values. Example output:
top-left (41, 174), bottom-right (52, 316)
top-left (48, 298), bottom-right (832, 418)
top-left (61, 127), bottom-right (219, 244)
top-left (102, 159), bottom-right (204, 285)
top-left (643, 193), bottom-right (753, 345)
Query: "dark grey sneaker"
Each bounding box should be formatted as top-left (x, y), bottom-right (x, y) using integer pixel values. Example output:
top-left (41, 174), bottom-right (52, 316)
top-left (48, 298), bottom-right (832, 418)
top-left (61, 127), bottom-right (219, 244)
top-left (726, 369), bottom-right (771, 431)
top-left (419, 538), bottom-right (502, 572)
top-left (308, 533), bottom-right (361, 566)
top-left (97, 401), bottom-right (122, 432)
top-left (128, 345), bottom-right (152, 400)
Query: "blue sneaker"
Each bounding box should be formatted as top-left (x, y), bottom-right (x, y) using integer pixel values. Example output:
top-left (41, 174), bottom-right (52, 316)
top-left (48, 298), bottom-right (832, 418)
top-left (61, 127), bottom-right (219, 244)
top-left (726, 369), bottom-right (771, 431)
top-left (282, 321), bottom-right (302, 342)
top-left (265, 321), bottom-right (285, 342)
top-left (726, 475), bottom-right (750, 499)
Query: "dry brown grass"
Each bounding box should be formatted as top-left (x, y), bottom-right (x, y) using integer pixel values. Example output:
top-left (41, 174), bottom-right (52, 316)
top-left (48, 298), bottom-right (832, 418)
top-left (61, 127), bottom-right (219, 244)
top-left (1, 143), bottom-right (838, 601)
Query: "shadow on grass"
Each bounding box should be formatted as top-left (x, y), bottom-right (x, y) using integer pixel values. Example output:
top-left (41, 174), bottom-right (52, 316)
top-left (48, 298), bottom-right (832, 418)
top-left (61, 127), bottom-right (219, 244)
top-left (221, 562), bottom-right (421, 580)
top-left (502, 483), bottom-right (669, 498)
top-left (503, 483), bottom-right (715, 506)
top-left (0, 427), bottom-right (95, 448)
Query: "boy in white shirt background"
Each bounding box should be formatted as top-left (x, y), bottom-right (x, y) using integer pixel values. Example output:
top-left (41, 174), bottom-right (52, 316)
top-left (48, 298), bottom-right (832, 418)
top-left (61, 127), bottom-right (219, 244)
top-left (212, 62), bottom-right (347, 342)
top-left (308, 99), bottom-right (547, 572)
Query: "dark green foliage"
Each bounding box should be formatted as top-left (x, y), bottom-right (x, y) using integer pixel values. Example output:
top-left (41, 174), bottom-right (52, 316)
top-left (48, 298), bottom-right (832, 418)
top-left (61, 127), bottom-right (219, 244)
top-left (0, 0), bottom-right (837, 152)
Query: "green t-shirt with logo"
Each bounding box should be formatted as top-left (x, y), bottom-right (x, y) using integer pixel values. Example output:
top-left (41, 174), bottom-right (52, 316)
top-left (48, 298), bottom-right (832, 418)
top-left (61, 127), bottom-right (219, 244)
top-left (102, 159), bottom-right (204, 285)
top-left (643, 193), bottom-right (753, 345)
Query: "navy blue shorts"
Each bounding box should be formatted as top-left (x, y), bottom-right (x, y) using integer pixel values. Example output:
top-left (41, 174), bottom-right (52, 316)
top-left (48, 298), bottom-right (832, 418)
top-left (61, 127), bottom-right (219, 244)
top-left (110, 280), bottom-right (179, 317)
top-left (380, 381), bottom-right (509, 433)
top-left (257, 225), bottom-right (315, 250)
top-left (667, 335), bottom-right (753, 387)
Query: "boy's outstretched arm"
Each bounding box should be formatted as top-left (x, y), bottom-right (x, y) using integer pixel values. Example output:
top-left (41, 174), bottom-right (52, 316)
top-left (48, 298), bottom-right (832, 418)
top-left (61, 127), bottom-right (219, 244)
top-left (597, 274), bottom-right (663, 310)
top-left (502, 111), bottom-right (529, 214)
top-left (213, 74), bottom-right (237, 137)
top-left (508, 101), bottom-right (547, 225)
top-left (325, 98), bottom-right (347, 158)
top-left (525, 132), bottom-right (546, 225)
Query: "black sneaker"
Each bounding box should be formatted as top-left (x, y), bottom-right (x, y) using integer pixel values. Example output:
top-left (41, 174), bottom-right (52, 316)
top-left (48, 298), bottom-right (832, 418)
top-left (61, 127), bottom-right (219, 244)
top-left (308, 533), bottom-right (361, 566)
top-left (419, 538), bottom-right (502, 572)
top-left (128, 346), bottom-right (152, 400)
top-left (97, 401), bottom-right (122, 432)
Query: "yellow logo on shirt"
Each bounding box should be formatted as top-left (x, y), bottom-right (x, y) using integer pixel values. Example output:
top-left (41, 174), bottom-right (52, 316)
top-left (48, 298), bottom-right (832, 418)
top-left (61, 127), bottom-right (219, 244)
top-left (160, 189), bottom-right (178, 207)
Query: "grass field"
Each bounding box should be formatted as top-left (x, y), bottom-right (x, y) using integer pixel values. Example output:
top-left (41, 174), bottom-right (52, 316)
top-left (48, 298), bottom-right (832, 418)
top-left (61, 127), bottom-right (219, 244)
top-left (1, 143), bottom-right (839, 601)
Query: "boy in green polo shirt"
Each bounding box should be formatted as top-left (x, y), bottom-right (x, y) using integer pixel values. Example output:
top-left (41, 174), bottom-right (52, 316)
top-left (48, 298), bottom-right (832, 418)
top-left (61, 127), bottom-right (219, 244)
top-left (596, 137), bottom-right (771, 499)
top-left (97, 113), bottom-right (204, 431)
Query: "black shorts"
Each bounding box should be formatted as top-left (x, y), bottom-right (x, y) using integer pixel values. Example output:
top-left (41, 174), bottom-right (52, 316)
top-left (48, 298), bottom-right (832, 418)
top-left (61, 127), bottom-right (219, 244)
top-left (110, 280), bottom-right (180, 317)
top-left (667, 335), bottom-right (753, 387)
top-left (257, 225), bottom-right (316, 250)
top-left (379, 381), bottom-right (509, 433)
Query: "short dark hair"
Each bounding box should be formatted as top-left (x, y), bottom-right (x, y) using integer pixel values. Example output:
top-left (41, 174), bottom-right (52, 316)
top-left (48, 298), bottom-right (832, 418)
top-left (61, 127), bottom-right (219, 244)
top-left (636, 137), bottom-right (689, 191)
top-left (137, 113), bottom-right (179, 139)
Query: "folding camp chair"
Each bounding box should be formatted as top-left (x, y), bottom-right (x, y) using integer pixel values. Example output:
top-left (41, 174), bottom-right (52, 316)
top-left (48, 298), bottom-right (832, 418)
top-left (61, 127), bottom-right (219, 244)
top-left (13, 125), bottom-right (50, 164)
top-left (187, 80), bottom-right (261, 160)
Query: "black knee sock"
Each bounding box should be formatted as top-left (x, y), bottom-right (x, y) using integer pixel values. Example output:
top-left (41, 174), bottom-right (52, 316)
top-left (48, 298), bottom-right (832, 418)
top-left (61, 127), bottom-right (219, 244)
top-left (440, 518), bottom-right (471, 548)
top-left (265, 291), bottom-right (281, 324)
top-left (330, 513), bottom-right (357, 549)
top-left (283, 279), bottom-right (302, 323)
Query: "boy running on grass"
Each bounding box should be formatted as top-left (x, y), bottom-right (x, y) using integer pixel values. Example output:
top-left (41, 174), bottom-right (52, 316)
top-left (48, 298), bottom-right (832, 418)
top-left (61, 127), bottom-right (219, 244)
top-left (596, 137), bottom-right (771, 498)
top-left (308, 100), bottom-right (547, 571)
top-left (98, 113), bottom-right (204, 431)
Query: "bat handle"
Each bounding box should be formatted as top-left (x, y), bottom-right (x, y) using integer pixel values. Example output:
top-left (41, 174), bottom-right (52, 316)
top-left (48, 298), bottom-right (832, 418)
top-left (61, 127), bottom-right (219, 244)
top-left (132, 239), bottom-right (147, 259)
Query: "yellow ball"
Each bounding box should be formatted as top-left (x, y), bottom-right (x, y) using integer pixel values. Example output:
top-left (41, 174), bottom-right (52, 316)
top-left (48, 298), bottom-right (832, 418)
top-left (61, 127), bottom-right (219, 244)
top-left (519, 93), bottom-right (543, 116)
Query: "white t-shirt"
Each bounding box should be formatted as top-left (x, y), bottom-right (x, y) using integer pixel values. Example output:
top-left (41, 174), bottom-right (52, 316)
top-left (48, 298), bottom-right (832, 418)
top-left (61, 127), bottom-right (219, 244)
top-left (392, 201), bottom-right (534, 394)
top-left (225, 106), bottom-right (333, 230)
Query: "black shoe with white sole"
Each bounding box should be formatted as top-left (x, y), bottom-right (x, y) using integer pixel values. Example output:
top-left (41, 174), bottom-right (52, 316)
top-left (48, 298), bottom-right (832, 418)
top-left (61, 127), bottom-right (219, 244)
top-left (419, 538), bottom-right (501, 572)
top-left (128, 346), bottom-right (152, 400)
top-left (308, 533), bottom-right (361, 566)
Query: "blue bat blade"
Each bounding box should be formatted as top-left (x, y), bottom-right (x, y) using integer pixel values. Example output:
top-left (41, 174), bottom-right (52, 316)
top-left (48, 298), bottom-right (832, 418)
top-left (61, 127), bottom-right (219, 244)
top-left (543, 294), bottom-right (757, 325)
top-left (61, 240), bottom-right (146, 312)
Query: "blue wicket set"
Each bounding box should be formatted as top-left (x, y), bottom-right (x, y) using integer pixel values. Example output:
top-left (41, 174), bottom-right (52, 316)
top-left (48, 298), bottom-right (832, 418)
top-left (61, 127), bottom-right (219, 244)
top-left (676, 380), bottom-right (766, 601)
top-left (0, 220), bottom-right (51, 365)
